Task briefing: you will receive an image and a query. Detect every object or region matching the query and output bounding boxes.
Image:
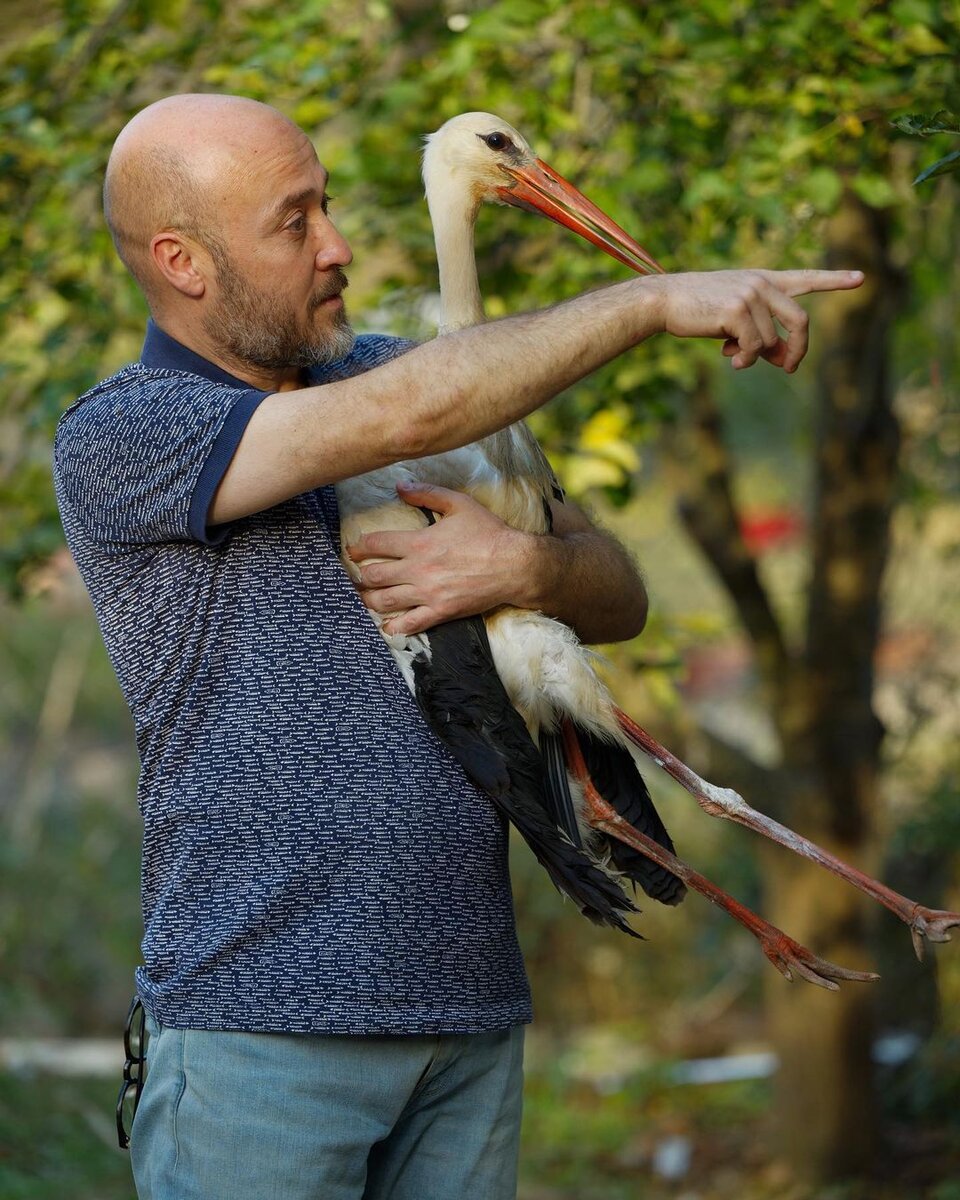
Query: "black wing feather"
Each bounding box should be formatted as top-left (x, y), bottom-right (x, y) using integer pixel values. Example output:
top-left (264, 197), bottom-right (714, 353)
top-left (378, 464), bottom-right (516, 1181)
top-left (575, 725), bottom-right (687, 907)
top-left (412, 617), bottom-right (639, 935)
top-left (540, 728), bottom-right (584, 847)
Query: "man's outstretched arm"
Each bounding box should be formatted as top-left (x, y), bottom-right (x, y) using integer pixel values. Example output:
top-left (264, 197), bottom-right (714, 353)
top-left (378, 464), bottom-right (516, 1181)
top-left (350, 482), bottom-right (647, 644)
top-left (208, 269), bottom-right (864, 527)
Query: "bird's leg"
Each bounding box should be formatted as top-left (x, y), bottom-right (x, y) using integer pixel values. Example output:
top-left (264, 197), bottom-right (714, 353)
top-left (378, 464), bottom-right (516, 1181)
top-left (561, 723), bottom-right (878, 991)
top-left (614, 706), bottom-right (960, 961)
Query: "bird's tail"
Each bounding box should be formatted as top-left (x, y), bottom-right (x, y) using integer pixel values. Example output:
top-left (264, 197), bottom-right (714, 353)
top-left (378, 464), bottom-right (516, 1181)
top-left (412, 616), bottom-right (640, 935)
top-left (573, 723), bottom-right (686, 907)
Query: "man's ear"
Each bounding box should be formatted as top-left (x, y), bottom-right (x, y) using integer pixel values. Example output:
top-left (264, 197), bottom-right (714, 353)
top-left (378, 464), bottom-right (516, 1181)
top-left (150, 230), bottom-right (208, 298)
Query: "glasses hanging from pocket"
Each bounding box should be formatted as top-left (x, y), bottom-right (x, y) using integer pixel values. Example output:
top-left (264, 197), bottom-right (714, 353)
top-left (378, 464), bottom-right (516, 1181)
top-left (115, 995), bottom-right (146, 1149)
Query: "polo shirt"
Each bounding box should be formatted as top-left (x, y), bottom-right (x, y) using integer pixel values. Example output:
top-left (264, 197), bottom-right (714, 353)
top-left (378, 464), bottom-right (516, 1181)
top-left (52, 321), bottom-right (533, 1034)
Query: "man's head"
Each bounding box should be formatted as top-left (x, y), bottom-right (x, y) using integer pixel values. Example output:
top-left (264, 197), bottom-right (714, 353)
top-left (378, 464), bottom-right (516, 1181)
top-left (104, 94), bottom-right (355, 376)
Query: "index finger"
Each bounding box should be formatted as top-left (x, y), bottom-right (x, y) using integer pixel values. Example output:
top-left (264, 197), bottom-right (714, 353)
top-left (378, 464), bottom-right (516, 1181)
top-left (759, 268), bottom-right (864, 298)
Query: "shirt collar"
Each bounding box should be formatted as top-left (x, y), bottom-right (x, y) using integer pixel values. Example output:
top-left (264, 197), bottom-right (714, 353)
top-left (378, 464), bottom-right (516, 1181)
top-left (140, 320), bottom-right (267, 391)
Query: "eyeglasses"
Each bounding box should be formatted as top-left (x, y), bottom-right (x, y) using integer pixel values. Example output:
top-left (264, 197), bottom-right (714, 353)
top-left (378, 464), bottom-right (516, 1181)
top-left (115, 996), bottom-right (146, 1150)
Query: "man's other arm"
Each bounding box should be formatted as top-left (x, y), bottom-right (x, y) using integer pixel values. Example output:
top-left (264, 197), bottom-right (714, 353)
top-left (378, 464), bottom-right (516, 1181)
top-left (351, 484), bottom-right (646, 643)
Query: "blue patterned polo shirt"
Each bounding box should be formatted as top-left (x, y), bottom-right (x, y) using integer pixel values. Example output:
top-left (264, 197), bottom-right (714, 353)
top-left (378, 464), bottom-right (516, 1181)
top-left (53, 321), bottom-right (532, 1034)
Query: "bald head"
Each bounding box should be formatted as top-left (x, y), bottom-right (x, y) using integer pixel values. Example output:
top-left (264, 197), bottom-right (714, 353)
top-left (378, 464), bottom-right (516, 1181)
top-left (104, 94), bottom-right (302, 306)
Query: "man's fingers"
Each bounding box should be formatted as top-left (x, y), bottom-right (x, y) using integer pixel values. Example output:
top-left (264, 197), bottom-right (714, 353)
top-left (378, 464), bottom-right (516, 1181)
top-left (364, 584), bottom-right (417, 615)
top-left (353, 559), bottom-right (391, 588)
top-left (382, 607), bottom-right (435, 636)
top-left (762, 285), bottom-right (811, 372)
top-left (396, 479), bottom-right (463, 513)
top-left (732, 293), bottom-right (783, 369)
top-left (684, 267), bottom-right (863, 372)
top-left (759, 338), bottom-right (791, 369)
top-left (346, 530), bottom-right (416, 561)
top-left (759, 268), bottom-right (864, 298)
top-left (749, 296), bottom-right (781, 352)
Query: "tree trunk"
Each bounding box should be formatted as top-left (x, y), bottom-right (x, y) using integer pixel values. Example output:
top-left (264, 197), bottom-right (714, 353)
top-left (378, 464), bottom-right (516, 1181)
top-left (766, 189), bottom-right (900, 1180)
top-left (667, 188), bottom-right (902, 1182)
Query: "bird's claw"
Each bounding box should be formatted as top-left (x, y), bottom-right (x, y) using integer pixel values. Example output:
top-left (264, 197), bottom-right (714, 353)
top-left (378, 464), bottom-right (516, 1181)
top-left (908, 906), bottom-right (960, 962)
top-left (762, 932), bottom-right (880, 992)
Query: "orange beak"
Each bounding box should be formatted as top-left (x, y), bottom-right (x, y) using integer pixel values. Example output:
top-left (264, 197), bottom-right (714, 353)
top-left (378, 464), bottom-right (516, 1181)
top-left (495, 157), bottom-right (665, 276)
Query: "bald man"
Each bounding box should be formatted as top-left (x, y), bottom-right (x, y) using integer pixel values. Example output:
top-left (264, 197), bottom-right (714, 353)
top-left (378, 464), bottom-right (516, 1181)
top-left (53, 94), bottom-right (862, 1200)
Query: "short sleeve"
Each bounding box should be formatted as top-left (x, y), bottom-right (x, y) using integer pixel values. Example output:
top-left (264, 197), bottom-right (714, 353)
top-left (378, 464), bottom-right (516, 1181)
top-left (53, 368), bottom-right (268, 548)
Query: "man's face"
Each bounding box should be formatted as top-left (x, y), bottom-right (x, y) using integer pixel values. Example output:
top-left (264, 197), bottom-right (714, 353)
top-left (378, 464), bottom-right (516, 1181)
top-left (201, 127), bottom-right (356, 372)
top-left (203, 243), bottom-right (355, 371)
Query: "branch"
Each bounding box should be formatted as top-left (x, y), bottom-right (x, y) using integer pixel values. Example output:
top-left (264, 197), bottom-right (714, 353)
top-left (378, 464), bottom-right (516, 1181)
top-left (46, 0), bottom-right (137, 114)
top-left (665, 366), bottom-right (790, 695)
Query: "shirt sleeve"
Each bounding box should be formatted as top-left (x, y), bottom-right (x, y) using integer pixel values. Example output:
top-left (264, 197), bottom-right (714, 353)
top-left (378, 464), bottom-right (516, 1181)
top-left (54, 370), bottom-right (268, 548)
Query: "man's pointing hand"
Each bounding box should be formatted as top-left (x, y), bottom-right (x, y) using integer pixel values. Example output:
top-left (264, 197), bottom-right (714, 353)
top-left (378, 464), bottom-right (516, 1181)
top-left (644, 268), bottom-right (864, 373)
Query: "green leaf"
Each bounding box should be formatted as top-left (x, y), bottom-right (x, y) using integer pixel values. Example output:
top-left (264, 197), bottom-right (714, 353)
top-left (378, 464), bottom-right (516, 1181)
top-left (852, 172), bottom-right (898, 208)
top-left (803, 166), bottom-right (843, 210)
top-left (892, 110), bottom-right (960, 136)
top-left (914, 147), bottom-right (960, 183)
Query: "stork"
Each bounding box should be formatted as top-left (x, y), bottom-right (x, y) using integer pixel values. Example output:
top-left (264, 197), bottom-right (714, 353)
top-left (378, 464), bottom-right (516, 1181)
top-left (335, 112), bottom-right (959, 988)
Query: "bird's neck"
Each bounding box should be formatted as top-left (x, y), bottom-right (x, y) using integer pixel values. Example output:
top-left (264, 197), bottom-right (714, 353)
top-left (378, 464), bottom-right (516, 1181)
top-left (429, 196), bottom-right (485, 334)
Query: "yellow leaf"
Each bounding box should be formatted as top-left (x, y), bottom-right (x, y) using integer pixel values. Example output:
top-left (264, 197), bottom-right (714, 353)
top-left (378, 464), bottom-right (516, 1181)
top-left (293, 98), bottom-right (330, 128)
top-left (643, 668), bottom-right (681, 713)
top-left (579, 407), bottom-right (640, 473)
top-left (563, 455), bottom-right (625, 493)
top-left (903, 24), bottom-right (950, 55)
top-left (580, 405), bottom-right (630, 448)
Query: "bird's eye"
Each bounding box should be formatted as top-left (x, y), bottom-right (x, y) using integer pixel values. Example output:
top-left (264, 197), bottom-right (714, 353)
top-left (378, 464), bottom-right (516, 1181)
top-left (481, 131), bottom-right (513, 152)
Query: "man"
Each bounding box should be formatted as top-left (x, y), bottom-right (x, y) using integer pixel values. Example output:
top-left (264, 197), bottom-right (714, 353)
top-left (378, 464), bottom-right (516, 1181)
top-left (53, 93), bottom-right (862, 1200)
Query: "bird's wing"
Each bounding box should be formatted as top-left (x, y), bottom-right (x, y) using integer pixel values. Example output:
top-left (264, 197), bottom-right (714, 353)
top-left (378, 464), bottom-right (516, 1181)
top-left (412, 615), bottom-right (640, 934)
top-left (569, 723), bottom-right (687, 907)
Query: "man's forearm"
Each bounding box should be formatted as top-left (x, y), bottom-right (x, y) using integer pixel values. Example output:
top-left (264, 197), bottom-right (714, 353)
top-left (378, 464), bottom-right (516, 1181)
top-left (510, 521), bottom-right (647, 645)
top-left (386, 279), bottom-right (656, 462)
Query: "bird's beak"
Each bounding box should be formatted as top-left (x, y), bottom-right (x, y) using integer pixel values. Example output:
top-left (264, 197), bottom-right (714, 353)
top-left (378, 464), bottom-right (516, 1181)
top-left (495, 157), bottom-right (665, 275)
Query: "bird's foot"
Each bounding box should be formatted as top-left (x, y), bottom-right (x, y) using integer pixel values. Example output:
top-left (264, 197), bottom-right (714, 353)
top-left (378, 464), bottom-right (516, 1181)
top-left (760, 930), bottom-right (880, 992)
top-left (907, 905), bottom-right (960, 961)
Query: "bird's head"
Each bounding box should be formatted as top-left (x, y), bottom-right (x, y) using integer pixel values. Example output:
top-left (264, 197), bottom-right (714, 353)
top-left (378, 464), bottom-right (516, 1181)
top-left (422, 111), bottom-right (664, 275)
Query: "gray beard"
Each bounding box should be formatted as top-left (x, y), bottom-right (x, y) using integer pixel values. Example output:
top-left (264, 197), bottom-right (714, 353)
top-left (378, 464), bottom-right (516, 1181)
top-left (204, 255), bottom-right (356, 372)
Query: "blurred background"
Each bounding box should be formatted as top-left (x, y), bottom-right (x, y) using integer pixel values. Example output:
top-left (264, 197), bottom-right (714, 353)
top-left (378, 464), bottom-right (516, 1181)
top-left (1, 1), bottom-right (959, 1197)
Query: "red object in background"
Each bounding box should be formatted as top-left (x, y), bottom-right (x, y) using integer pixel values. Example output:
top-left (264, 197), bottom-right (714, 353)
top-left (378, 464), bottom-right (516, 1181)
top-left (739, 508), bottom-right (805, 554)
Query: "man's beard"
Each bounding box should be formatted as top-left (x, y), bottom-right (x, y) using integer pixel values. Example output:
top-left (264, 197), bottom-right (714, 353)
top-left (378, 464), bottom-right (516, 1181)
top-left (203, 248), bottom-right (356, 371)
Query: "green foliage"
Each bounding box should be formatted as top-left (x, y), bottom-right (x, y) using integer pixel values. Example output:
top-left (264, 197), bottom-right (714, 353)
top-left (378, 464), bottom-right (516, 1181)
top-left (891, 111), bottom-right (960, 183)
top-left (0, 796), bottom-right (142, 1033)
top-left (0, 1074), bottom-right (132, 1200)
top-left (520, 1049), bottom-right (769, 1199)
top-left (1, 0), bottom-right (958, 592)
top-left (892, 112), bottom-right (960, 136)
top-left (0, 598), bottom-right (141, 1036)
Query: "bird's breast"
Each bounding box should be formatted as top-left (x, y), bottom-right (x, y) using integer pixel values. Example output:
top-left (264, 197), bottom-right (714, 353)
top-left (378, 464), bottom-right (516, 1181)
top-left (471, 423), bottom-right (555, 534)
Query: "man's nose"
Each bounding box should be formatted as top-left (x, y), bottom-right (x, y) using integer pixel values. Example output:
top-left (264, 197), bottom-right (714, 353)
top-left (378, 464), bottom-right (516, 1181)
top-left (316, 223), bottom-right (352, 270)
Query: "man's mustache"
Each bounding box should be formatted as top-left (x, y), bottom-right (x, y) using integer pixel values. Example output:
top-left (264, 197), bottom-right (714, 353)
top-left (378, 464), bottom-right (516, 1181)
top-left (310, 269), bottom-right (350, 310)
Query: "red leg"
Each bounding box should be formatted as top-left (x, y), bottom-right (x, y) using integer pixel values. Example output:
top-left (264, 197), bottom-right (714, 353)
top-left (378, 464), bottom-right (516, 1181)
top-left (561, 722), bottom-right (878, 990)
top-left (614, 706), bottom-right (960, 961)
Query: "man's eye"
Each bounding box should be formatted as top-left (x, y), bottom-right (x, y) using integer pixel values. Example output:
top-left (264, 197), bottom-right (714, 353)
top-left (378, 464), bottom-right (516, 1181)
top-left (322, 194), bottom-right (334, 215)
top-left (287, 214), bottom-right (306, 233)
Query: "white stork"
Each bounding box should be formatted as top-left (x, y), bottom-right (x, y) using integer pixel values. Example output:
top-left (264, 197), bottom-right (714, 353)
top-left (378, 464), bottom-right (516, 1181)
top-left (335, 113), bottom-right (959, 987)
